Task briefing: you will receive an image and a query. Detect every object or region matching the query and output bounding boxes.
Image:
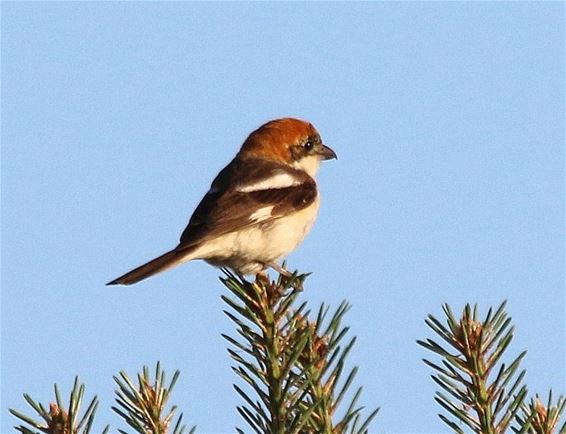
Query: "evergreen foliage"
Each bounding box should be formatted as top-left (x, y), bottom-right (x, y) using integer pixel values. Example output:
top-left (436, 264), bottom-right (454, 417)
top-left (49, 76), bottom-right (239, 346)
top-left (220, 270), bottom-right (378, 433)
top-left (8, 271), bottom-right (565, 434)
top-left (9, 377), bottom-right (109, 434)
top-left (418, 301), bottom-right (565, 434)
top-left (111, 362), bottom-right (195, 434)
top-left (514, 393), bottom-right (566, 434)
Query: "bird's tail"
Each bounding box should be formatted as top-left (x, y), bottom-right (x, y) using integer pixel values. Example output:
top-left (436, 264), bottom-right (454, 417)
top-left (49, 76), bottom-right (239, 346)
top-left (107, 249), bottom-right (191, 286)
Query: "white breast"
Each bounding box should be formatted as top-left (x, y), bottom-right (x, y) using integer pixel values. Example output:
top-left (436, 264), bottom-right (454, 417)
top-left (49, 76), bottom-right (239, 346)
top-left (254, 194), bottom-right (321, 260)
top-left (191, 194), bottom-right (321, 274)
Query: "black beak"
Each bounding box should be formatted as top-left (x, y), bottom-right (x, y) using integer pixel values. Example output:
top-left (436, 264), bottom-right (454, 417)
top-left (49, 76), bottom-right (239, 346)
top-left (319, 144), bottom-right (337, 160)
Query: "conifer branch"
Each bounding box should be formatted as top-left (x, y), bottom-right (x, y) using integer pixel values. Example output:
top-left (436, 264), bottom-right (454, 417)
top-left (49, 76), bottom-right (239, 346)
top-left (418, 301), bottom-right (527, 434)
top-left (112, 362), bottom-right (195, 434)
top-left (9, 377), bottom-right (109, 434)
top-left (221, 269), bottom-right (378, 433)
top-left (513, 392), bottom-right (566, 434)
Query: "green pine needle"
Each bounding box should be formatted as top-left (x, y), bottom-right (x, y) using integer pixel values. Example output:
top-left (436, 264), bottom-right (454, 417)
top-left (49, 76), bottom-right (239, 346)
top-left (112, 363), bottom-right (195, 434)
top-left (419, 301), bottom-right (529, 434)
top-left (9, 377), bottom-right (108, 434)
top-left (221, 270), bottom-right (378, 433)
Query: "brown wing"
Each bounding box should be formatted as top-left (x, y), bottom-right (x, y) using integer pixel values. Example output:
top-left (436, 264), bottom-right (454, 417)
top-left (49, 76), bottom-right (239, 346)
top-left (177, 158), bottom-right (317, 250)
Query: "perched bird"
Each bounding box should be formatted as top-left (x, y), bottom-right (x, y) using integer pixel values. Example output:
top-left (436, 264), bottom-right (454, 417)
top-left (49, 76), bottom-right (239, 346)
top-left (107, 118), bottom-right (336, 285)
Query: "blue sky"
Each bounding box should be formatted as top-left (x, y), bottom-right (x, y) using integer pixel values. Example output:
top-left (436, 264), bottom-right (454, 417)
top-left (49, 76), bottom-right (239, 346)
top-left (2, 2), bottom-right (564, 433)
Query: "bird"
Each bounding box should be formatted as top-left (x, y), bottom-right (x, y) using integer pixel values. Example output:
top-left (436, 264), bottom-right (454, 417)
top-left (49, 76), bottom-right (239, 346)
top-left (107, 117), bottom-right (337, 285)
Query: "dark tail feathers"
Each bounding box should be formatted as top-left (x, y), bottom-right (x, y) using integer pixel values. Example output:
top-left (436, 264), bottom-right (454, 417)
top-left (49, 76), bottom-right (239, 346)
top-left (107, 249), bottom-right (187, 286)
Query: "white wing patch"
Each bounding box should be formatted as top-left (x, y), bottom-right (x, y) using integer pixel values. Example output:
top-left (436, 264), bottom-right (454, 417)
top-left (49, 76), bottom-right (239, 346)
top-left (249, 206), bottom-right (274, 222)
top-left (237, 172), bottom-right (301, 193)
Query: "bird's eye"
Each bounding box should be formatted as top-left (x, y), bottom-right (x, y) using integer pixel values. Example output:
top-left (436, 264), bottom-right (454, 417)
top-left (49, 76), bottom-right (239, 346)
top-left (303, 140), bottom-right (314, 151)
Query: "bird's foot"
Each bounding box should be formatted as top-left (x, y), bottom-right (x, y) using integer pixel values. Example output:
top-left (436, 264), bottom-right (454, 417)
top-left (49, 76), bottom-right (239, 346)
top-left (266, 261), bottom-right (292, 277)
top-left (255, 270), bottom-right (270, 286)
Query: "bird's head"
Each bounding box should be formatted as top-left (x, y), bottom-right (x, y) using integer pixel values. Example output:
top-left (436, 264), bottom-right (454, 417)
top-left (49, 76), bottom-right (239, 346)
top-left (238, 118), bottom-right (337, 177)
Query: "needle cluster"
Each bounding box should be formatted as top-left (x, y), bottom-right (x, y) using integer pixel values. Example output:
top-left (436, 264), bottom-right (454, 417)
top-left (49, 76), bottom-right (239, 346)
top-left (9, 275), bottom-right (565, 434)
top-left (111, 363), bottom-right (194, 434)
top-left (514, 393), bottom-right (566, 434)
top-left (9, 377), bottom-right (108, 434)
top-left (220, 270), bottom-right (378, 434)
top-left (419, 301), bottom-right (565, 434)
